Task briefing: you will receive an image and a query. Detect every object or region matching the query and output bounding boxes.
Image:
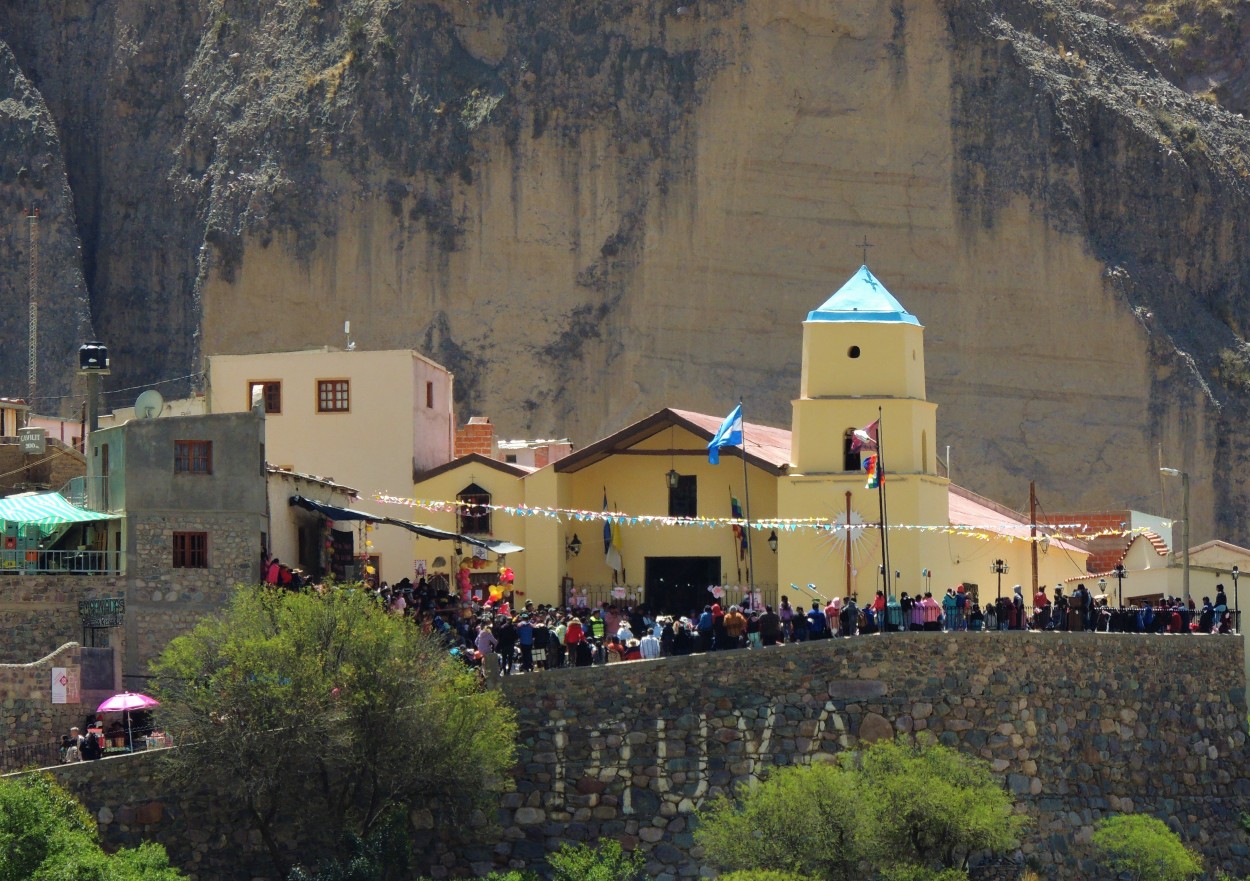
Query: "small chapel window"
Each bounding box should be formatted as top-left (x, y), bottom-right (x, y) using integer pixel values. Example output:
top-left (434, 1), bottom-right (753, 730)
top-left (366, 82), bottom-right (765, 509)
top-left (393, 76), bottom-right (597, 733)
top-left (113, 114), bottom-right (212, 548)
top-left (843, 429), bottom-right (861, 472)
top-left (848, 346), bottom-right (861, 358)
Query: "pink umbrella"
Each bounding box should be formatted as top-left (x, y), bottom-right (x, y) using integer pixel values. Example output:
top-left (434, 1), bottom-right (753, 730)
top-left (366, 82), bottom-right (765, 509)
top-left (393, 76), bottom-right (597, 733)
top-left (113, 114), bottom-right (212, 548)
top-left (96, 692), bottom-right (160, 751)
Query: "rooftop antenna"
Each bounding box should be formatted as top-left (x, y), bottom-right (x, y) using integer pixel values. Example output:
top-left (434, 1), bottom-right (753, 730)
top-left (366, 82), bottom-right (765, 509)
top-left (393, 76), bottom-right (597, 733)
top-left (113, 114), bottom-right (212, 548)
top-left (27, 208), bottom-right (38, 424)
top-left (344, 319), bottom-right (355, 351)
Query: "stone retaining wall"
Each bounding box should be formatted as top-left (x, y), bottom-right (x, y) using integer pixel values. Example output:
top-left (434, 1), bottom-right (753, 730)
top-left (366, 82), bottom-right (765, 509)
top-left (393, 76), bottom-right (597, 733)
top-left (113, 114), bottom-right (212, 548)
top-left (0, 642), bottom-right (83, 751)
top-left (28, 633), bottom-right (1250, 880)
top-left (487, 633), bottom-right (1249, 880)
top-left (0, 575), bottom-right (126, 663)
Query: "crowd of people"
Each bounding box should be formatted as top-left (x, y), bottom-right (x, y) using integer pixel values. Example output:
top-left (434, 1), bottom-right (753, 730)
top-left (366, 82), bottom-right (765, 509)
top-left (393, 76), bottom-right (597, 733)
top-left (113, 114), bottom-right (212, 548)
top-left (359, 576), bottom-right (1239, 677)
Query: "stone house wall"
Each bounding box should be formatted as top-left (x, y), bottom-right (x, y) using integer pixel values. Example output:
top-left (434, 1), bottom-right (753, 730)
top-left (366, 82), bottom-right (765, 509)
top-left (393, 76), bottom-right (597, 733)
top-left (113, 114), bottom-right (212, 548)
top-left (0, 575), bottom-right (126, 663)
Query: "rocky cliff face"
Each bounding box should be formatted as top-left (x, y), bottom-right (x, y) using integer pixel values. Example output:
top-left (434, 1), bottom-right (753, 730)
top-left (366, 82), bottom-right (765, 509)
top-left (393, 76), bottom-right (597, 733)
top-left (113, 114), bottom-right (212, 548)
top-left (0, 0), bottom-right (1247, 544)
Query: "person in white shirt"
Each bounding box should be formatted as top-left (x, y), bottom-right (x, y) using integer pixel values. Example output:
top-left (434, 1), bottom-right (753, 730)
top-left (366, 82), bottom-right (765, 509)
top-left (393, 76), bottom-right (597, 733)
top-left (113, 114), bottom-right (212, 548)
top-left (639, 632), bottom-right (661, 660)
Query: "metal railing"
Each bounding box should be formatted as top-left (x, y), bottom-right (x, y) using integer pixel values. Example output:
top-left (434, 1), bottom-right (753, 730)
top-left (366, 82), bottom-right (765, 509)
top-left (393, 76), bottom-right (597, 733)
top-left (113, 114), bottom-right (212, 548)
top-left (0, 549), bottom-right (120, 574)
top-left (0, 740), bottom-right (62, 773)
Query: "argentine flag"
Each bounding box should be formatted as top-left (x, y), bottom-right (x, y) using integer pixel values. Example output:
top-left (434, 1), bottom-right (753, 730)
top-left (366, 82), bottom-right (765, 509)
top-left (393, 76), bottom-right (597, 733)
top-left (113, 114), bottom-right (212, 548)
top-left (708, 403), bottom-right (744, 464)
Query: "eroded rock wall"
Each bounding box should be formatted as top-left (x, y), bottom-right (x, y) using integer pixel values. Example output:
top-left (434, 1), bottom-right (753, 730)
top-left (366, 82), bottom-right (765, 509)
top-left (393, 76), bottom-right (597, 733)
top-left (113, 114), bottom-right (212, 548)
top-left (0, 0), bottom-right (1247, 540)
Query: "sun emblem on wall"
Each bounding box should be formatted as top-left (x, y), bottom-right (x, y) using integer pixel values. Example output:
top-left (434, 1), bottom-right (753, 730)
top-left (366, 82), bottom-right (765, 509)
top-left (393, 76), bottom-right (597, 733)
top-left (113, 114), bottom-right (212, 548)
top-left (822, 509), bottom-right (871, 557)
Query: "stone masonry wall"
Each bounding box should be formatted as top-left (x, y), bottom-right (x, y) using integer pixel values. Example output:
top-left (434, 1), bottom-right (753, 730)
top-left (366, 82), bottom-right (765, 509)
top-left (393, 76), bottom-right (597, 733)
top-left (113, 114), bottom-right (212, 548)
top-left (0, 642), bottom-right (82, 752)
top-left (0, 575), bottom-right (125, 663)
top-left (25, 633), bottom-right (1250, 881)
top-left (484, 633), bottom-right (1250, 881)
top-left (130, 511), bottom-right (260, 587)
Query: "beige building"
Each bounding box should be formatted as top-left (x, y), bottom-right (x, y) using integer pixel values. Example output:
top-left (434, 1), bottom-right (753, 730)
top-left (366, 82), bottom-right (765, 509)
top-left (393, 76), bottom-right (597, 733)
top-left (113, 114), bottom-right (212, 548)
top-left (266, 467), bottom-right (359, 579)
top-left (208, 348), bottom-right (454, 584)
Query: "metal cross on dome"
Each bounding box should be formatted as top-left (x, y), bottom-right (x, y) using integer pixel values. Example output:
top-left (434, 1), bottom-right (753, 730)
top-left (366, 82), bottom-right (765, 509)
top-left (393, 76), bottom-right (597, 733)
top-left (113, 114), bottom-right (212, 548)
top-left (858, 235), bottom-right (878, 289)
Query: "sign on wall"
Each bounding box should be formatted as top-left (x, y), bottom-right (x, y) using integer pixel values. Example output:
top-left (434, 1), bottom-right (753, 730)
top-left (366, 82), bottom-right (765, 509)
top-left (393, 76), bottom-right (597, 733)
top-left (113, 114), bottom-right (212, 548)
top-left (51, 667), bottom-right (80, 705)
top-left (415, 559), bottom-right (427, 577)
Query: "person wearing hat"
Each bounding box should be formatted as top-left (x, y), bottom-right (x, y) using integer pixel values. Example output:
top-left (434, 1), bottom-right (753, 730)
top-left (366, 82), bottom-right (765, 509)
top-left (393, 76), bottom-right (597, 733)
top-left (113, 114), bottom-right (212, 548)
top-left (623, 638), bottom-right (643, 661)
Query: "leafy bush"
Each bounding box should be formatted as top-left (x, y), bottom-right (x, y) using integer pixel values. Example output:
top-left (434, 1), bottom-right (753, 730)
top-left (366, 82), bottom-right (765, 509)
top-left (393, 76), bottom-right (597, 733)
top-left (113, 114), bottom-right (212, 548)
top-left (696, 735), bottom-right (1024, 879)
top-left (0, 774), bottom-right (184, 881)
top-left (547, 840), bottom-right (645, 881)
top-left (1091, 815), bottom-right (1203, 881)
top-left (717, 872), bottom-right (823, 881)
top-left (696, 762), bottom-right (861, 880)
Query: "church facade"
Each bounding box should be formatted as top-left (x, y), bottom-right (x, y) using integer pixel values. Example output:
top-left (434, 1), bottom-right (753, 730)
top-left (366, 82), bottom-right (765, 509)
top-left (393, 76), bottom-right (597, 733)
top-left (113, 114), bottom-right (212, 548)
top-left (411, 267), bottom-right (1088, 611)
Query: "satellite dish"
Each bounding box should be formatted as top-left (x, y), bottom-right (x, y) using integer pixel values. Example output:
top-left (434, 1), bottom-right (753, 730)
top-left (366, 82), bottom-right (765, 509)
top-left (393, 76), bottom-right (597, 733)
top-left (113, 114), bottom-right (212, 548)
top-left (135, 389), bottom-right (164, 419)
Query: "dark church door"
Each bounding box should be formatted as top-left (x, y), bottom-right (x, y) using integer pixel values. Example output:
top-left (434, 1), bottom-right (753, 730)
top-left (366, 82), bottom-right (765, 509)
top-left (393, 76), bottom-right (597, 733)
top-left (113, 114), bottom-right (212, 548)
top-left (645, 556), bottom-right (721, 617)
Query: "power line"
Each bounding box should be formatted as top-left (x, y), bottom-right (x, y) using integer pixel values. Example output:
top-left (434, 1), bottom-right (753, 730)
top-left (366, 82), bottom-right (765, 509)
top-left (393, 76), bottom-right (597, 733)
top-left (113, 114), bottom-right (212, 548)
top-left (25, 371), bottom-right (205, 405)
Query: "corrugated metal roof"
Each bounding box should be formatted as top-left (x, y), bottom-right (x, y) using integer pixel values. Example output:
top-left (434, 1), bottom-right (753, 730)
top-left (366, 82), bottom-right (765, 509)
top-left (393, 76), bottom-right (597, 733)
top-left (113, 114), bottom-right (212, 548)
top-left (948, 485), bottom-right (1085, 553)
top-left (806, 265), bottom-right (922, 325)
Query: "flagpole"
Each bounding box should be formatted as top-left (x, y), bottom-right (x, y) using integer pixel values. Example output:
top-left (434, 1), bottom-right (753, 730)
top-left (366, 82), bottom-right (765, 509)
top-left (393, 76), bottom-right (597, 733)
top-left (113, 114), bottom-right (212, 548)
top-left (729, 484), bottom-right (742, 583)
top-left (739, 397), bottom-right (756, 599)
top-left (878, 406), bottom-right (891, 597)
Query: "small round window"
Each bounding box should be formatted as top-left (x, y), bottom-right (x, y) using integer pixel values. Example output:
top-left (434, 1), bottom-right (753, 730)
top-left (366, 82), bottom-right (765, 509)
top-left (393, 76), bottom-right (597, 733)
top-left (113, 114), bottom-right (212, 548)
top-left (848, 346), bottom-right (861, 358)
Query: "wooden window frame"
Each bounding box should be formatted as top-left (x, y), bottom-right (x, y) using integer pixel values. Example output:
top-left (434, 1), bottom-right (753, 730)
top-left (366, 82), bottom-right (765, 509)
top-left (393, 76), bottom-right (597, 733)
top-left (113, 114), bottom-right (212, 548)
top-left (172, 531), bottom-right (208, 568)
top-left (249, 380), bottom-right (282, 414)
top-left (174, 440), bottom-right (213, 475)
top-left (457, 486), bottom-right (492, 535)
top-left (317, 379), bottom-right (351, 413)
top-left (668, 475), bottom-right (698, 519)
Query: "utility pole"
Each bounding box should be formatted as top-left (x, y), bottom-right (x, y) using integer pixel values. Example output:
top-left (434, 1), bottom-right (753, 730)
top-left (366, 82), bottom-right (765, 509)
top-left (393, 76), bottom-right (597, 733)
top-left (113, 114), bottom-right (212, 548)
top-left (1029, 481), bottom-right (1039, 594)
top-left (27, 208), bottom-right (38, 423)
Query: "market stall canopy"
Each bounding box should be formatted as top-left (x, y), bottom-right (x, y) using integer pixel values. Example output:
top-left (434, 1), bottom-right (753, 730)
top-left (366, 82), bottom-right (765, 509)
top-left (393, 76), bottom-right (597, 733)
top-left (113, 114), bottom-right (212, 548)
top-left (288, 495), bottom-right (523, 556)
top-left (0, 491), bottom-right (120, 526)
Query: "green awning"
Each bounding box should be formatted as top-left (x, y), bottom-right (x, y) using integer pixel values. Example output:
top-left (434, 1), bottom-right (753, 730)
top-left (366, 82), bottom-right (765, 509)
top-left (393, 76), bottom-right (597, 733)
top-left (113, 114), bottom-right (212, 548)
top-left (0, 492), bottom-right (119, 526)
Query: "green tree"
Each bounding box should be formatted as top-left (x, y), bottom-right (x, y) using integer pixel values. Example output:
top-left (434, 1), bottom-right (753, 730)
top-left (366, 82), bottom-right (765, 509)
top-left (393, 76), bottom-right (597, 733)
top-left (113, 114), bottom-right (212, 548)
top-left (848, 735), bottom-right (1024, 871)
top-left (1091, 814), bottom-right (1203, 881)
top-left (695, 762), bottom-right (862, 880)
top-left (717, 872), bottom-right (823, 881)
top-left (151, 585), bottom-right (517, 877)
top-left (696, 736), bottom-right (1023, 880)
top-left (0, 773), bottom-right (184, 881)
top-left (547, 839), bottom-right (645, 881)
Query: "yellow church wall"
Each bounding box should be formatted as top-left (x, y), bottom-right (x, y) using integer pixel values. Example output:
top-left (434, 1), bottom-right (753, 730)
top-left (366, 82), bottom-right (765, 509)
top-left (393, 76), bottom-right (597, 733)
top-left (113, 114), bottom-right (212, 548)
top-left (554, 426), bottom-right (780, 605)
top-left (791, 398), bottom-right (938, 474)
top-left (410, 463), bottom-right (529, 592)
top-left (801, 322), bottom-right (926, 399)
top-left (520, 466), bottom-right (563, 606)
top-left (778, 472), bottom-right (949, 599)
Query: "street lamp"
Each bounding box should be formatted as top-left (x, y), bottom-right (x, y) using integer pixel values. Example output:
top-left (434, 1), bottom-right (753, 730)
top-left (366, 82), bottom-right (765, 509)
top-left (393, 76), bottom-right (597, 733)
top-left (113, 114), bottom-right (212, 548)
top-left (991, 558), bottom-right (1009, 600)
top-left (767, 530), bottom-right (778, 553)
top-left (1233, 565), bottom-right (1241, 619)
top-left (1098, 577), bottom-right (1107, 604)
top-left (565, 533), bottom-right (582, 559)
top-left (1160, 467), bottom-right (1190, 604)
top-left (1113, 562), bottom-right (1126, 609)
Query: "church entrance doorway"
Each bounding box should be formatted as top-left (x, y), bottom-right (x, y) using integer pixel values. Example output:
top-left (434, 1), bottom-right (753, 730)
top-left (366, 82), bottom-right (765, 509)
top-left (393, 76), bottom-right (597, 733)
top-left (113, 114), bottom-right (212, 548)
top-left (645, 556), bottom-right (720, 616)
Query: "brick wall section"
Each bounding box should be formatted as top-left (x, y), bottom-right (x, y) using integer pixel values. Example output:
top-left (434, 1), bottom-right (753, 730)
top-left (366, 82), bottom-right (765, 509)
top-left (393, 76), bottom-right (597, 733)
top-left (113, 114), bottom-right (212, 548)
top-left (25, 633), bottom-right (1250, 881)
top-left (455, 419), bottom-right (495, 458)
top-left (1041, 511), bottom-right (1133, 574)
